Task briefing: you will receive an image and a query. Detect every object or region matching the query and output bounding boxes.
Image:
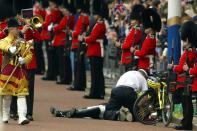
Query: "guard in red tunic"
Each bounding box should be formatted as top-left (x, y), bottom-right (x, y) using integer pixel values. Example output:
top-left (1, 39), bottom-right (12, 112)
top-left (33, 0), bottom-right (47, 74)
top-left (51, 1), bottom-right (74, 84)
top-left (62, 2), bottom-right (75, 85)
top-left (175, 21), bottom-right (197, 130)
top-left (82, 10), bottom-right (106, 99)
top-left (69, 7), bottom-right (89, 91)
top-left (23, 26), bottom-right (41, 121)
top-left (116, 4), bottom-right (144, 71)
top-left (33, 0), bottom-right (47, 19)
top-left (130, 8), bottom-right (161, 74)
top-left (41, 0), bottom-right (62, 80)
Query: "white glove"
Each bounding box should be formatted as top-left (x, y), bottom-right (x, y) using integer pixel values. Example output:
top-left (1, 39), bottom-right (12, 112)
top-left (48, 23), bottom-right (53, 31)
top-left (18, 57), bottom-right (25, 65)
top-left (9, 46), bottom-right (17, 54)
top-left (78, 35), bottom-right (83, 41)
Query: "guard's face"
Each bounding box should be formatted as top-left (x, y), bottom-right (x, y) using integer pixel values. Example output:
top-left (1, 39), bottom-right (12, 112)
top-left (182, 39), bottom-right (191, 49)
top-left (130, 20), bottom-right (137, 27)
top-left (145, 28), bottom-right (152, 34)
top-left (60, 7), bottom-right (69, 16)
top-left (49, 2), bottom-right (57, 10)
top-left (93, 14), bottom-right (99, 20)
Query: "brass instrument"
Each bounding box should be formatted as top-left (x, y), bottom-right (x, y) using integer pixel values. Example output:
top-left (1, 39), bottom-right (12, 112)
top-left (30, 15), bottom-right (43, 28)
top-left (23, 15), bottom-right (43, 29)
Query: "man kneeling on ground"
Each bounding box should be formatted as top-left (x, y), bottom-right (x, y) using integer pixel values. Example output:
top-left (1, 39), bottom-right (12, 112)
top-left (50, 69), bottom-right (149, 121)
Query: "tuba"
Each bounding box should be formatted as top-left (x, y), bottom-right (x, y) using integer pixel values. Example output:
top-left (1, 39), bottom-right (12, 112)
top-left (29, 15), bottom-right (44, 29)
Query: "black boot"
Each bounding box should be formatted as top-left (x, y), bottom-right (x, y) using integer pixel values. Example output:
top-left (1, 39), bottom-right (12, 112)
top-left (50, 107), bottom-right (75, 117)
top-left (71, 107), bottom-right (101, 118)
top-left (55, 107), bottom-right (101, 118)
top-left (56, 109), bottom-right (76, 118)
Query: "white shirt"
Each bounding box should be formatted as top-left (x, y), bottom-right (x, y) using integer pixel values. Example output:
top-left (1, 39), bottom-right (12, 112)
top-left (115, 71), bottom-right (148, 92)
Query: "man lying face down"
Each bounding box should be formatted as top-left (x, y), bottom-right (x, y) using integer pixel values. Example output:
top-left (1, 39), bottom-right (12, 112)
top-left (50, 69), bottom-right (149, 121)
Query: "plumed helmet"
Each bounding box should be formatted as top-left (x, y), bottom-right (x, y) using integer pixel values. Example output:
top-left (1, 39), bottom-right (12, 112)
top-left (142, 8), bottom-right (161, 32)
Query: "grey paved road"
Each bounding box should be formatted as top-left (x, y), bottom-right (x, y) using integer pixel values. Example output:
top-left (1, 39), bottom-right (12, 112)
top-left (1, 75), bottom-right (196, 131)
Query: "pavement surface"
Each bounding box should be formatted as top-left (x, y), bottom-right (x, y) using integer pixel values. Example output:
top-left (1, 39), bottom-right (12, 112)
top-left (1, 75), bottom-right (197, 131)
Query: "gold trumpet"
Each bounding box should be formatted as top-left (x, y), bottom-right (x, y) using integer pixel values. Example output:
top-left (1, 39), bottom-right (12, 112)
top-left (24, 15), bottom-right (43, 29)
top-left (30, 15), bottom-right (44, 29)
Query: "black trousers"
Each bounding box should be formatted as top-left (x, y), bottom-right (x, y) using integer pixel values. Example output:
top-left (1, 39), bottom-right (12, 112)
top-left (46, 45), bottom-right (58, 80)
top-left (64, 54), bottom-right (72, 84)
top-left (174, 88), bottom-right (193, 129)
top-left (26, 69), bottom-right (35, 116)
top-left (34, 41), bottom-right (45, 74)
top-left (103, 86), bottom-right (137, 120)
top-left (56, 46), bottom-right (72, 84)
top-left (73, 50), bottom-right (86, 90)
top-left (89, 57), bottom-right (105, 98)
top-left (10, 96), bottom-right (17, 115)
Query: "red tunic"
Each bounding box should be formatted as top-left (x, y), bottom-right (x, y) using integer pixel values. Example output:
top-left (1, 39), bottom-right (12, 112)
top-left (68, 15), bottom-right (75, 30)
top-left (41, 8), bottom-right (62, 41)
top-left (52, 16), bottom-right (69, 46)
top-left (121, 25), bottom-right (142, 64)
top-left (0, 20), bottom-right (7, 39)
top-left (0, 20), bottom-right (8, 68)
top-left (134, 34), bottom-right (156, 70)
top-left (173, 49), bottom-right (196, 90)
top-left (23, 28), bottom-right (41, 70)
top-left (189, 62), bottom-right (197, 92)
top-left (71, 15), bottom-right (89, 50)
top-left (85, 21), bottom-right (106, 57)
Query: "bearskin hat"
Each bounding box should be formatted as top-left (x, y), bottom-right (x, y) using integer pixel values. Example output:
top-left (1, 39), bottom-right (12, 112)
top-left (40, 0), bottom-right (49, 9)
top-left (180, 21), bottom-right (197, 47)
top-left (48, 0), bottom-right (63, 6)
top-left (130, 4), bottom-right (145, 22)
top-left (142, 8), bottom-right (161, 32)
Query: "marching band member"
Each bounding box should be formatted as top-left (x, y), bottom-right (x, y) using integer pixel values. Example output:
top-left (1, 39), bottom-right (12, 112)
top-left (131, 8), bottom-right (161, 74)
top-left (64, 2), bottom-right (75, 85)
top-left (0, 18), bottom-right (32, 125)
top-left (52, 1), bottom-right (73, 84)
top-left (33, 0), bottom-right (47, 74)
top-left (41, 0), bottom-right (62, 81)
